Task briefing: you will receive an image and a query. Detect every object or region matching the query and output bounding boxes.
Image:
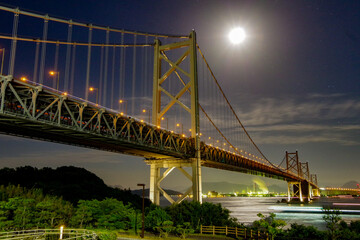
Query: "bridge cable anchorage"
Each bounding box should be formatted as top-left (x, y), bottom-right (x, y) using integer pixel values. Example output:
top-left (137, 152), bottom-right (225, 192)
top-left (0, 4), bottom-right (189, 39)
top-left (197, 44), bottom-right (282, 168)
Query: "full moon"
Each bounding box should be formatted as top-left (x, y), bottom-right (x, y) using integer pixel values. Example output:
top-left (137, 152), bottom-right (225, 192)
top-left (229, 27), bottom-right (246, 44)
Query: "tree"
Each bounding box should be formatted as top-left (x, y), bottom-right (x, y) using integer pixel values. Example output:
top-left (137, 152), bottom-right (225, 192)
top-left (145, 205), bottom-right (171, 231)
top-left (176, 222), bottom-right (194, 239)
top-left (280, 223), bottom-right (326, 240)
top-left (166, 201), bottom-right (238, 231)
top-left (323, 208), bottom-right (342, 240)
top-left (252, 213), bottom-right (286, 240)
top-left (156, 220), bottom-right (175, 239)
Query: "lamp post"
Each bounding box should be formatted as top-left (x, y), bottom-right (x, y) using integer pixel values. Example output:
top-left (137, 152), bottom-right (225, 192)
top-left (0, 48), bottom-right (4, 75)
top-left (137, 183), bottom-right (145, 238)
top-left (89, 87), bottom-right (99, 104)
top-left (49, 71), bottom-right (60, 90)
top-left (119, 99), bottom-right (128, 115)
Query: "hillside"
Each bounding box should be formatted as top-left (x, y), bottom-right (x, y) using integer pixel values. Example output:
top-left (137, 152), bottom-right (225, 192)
top-left (342, 181), bottom-right (360, 188)
top-left (0, 166), bottom-right (150, 208)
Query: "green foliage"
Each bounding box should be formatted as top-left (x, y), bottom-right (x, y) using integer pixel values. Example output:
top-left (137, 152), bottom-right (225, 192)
top-left (95, 230), bottom-right (117, 240)
top-left (145, 205), bottom-right (171, 231)
top-left (0, 186), bottom-right (73, 231)
top-left (278, 223), bottom-right (326, 240)
top-left (252, 213), bottom-right (286, 240)
top-left (156, 220), bottom-right (175, 239)
top-left (166, 201), bottom-right (238, 231)
top-left (323, 208), bottom-right (342, 240)
top-left (176, 222), bottom-right (194, 239)
top-left (71, 198), bottom-right (137, 230)
top-left (0, 166), bottom-right (150, 209)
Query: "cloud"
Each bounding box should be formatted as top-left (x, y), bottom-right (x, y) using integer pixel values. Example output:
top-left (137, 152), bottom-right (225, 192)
top-left (0, 149), bottom-right (126, 166)
top-left (307, 93), bottom-right (346, 99)
top-left (237, 97), bottom-right (360, 126)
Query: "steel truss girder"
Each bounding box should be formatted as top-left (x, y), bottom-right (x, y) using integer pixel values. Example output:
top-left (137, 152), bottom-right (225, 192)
top-left (0, 75), bottom-right (193, 159)
top-left (0, 76), bottom-right (318, 192)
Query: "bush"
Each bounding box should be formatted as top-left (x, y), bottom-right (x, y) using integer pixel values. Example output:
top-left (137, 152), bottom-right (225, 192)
top-left (145, 205), bottom-right (171, 231)
top-left (166, 201), bottom-right (239, 231)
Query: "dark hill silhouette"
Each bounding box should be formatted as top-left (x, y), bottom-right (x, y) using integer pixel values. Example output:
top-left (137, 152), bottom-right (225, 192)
top-left (342, 180), bottom-right (360, 189)
top-left (0, 166), bottom-right (150, 209)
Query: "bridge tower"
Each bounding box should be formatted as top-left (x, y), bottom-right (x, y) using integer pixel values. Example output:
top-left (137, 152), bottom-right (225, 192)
top-left (147, 30), bottom-right (202, 205)
top-left (300, 162), bottom-right (311, 201)
top-left (310, 174), bottom-right (320, 197)
top-left (286, 151), bottom-right (303, 202)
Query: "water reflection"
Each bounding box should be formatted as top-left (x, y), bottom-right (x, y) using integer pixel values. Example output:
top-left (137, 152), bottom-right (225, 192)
top-left (204, 197), bottom-right (360, 230)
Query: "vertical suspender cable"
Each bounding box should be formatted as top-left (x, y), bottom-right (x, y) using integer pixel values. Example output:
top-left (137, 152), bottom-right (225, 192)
top-left (119, 32), bottom-right (125, 100)
top-left (110, 45), bottom-right (115, 109)
top-left (99, 46), bottom-right (104, 105)
top-left (64, 21), bottom-right (73, 91)
top-left (32, 40), bottom-right (40, 83)
top-left (85, 25), bottom-right (93, 100)
top-left (38, 15), bottom-right (49, 84)
top-left (8, 8), bottom-right (19, 76)
top-left (131, 34), bottom-right (137, 115)
top-left (70, 44), bottom-right (76, 94)
top-left (53, 41), bottom-right (59, 88)
top-left (141, 36), bottom-right (146, 100)
top-left (144, 36), bottom-right (148, 101)
top-left (102, 28), bottom-right (110, 106)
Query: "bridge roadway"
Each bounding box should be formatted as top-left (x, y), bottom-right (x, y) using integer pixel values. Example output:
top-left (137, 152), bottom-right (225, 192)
top-left (0, 75), bottom-right (316, 187)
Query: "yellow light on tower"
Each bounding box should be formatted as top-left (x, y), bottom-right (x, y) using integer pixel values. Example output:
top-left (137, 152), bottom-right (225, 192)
top-left (176, 123), bottom-right (180, 127)
top-left (63, 92), bottom-right (68, 96)
top-left (142, 109), bottom-right (146, 113)
top-left (49, 71), bottom-right (56, 76)
top-left (89, 87), bottom-right (94, 91)
top-left (20, 76), bottom-right (27, 81)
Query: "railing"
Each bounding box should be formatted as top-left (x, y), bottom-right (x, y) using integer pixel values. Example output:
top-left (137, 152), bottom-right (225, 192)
top-left (200, 225), bottom-right (270, 240)
top-left (0, 229), bottom-right (97, 240)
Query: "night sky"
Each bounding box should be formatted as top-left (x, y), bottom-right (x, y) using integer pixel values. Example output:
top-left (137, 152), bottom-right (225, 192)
top-left (0, 0), bottom-right (359, 190)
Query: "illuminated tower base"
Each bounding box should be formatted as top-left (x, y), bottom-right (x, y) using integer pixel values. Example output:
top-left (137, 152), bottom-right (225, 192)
top-left (146, 158), bottom-right (202, 205)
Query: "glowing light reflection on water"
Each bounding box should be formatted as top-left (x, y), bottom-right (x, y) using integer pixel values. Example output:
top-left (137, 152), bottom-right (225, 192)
top-left (204, 197), bottom-right (360, 230)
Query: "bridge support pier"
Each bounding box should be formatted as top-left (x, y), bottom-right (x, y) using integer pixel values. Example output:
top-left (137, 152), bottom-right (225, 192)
top-left (287, 181), bottom-right (303, 202)
top-left (146, 158), bottom-right (202, 205)
top-left (312, 188), bottom-right (321, 197)
top-left (301, 181), bottom-right (311, 202)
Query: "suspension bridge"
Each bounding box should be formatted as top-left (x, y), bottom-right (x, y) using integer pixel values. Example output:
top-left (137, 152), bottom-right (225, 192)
top-left (0, 5), bottom-right (319, 205)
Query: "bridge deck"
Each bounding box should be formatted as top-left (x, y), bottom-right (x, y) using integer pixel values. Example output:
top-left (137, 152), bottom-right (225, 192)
top-left (0, 75), bottom-right (315, 186)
